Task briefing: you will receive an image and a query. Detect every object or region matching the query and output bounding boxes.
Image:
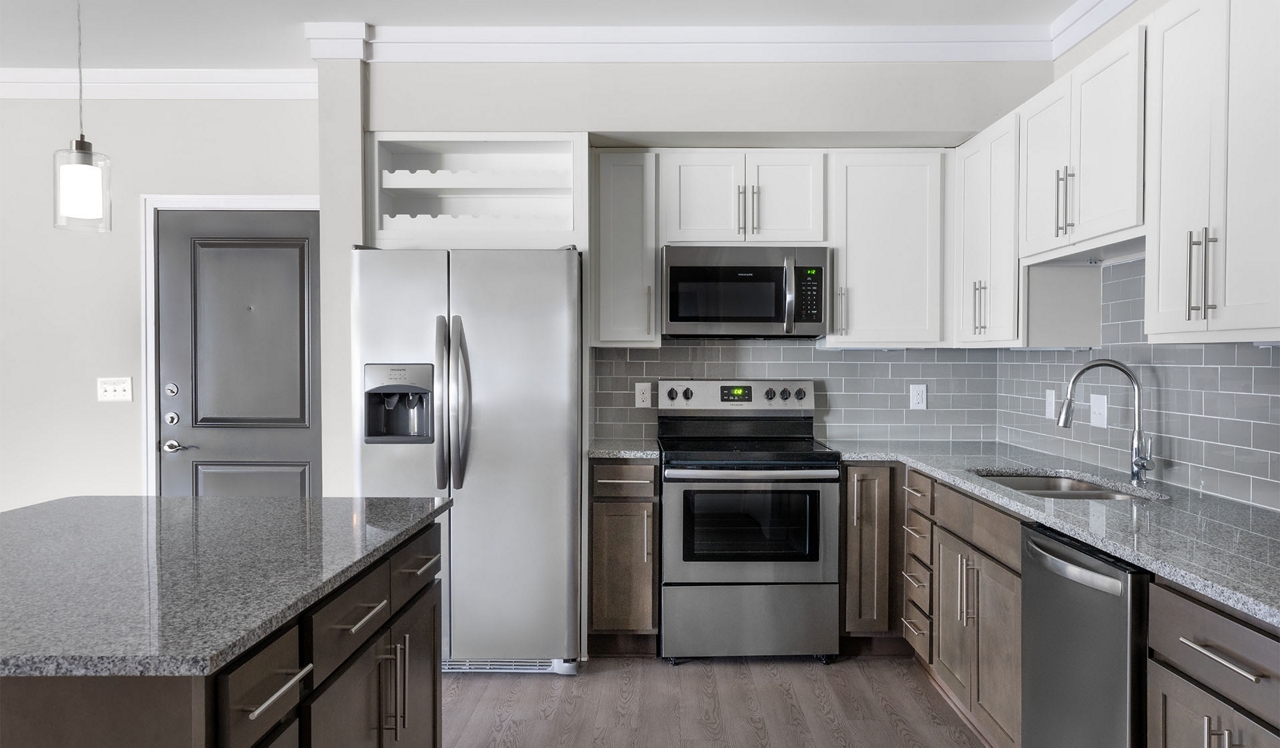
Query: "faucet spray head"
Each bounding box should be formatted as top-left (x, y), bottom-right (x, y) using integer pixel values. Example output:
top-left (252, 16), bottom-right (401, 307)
top-left (1056, 398), bottom-right (1074, 428)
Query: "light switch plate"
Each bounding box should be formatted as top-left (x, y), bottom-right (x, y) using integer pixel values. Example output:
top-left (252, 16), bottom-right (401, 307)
top-left (97, 377), bottom-right (133, 402)
top-left (635, 382), bottom-right (652, 408)
top-left (909, 384), bottom-right (927, 410)
top-left (1045, 389), bottom-right (1056, 419)
top-left (1090, 394), bottom-right (1107, 427)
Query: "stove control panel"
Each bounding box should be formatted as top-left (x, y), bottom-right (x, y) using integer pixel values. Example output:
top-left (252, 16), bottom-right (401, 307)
top-left (658, 380), bottom-right (816, 411)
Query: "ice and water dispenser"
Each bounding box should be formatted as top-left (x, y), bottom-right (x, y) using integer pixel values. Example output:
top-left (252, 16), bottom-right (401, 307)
top-left (364, 364), bottom-right (433, 443)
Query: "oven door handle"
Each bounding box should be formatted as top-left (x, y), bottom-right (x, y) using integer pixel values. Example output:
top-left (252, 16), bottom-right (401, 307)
top-left (662, 468), bottom-right (840, 481)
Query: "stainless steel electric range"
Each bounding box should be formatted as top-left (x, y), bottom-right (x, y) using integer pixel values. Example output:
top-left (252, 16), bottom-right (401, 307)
top-left (657, 379), bottom-right (841, 660)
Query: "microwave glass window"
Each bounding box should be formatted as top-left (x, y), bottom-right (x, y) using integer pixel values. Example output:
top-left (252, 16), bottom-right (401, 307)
top-left (668, 266), bottom-right (784, 323)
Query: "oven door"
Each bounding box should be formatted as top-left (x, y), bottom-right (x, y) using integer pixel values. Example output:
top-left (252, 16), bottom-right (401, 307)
top-left (661, 467), bottom-right (839, 584)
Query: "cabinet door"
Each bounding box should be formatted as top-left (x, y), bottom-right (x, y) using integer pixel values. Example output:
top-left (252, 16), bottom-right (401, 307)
top-left (306, 632), bottom-right (391, 748)
top-left (659, 151), bottom-right (745, 242)
top-left (971, 553), bottom-right (1021, 748)
top-left (1148, 660), bottom-right (1234, 748)
top-left (391, 583), bottom-right (442, 748)
top-left (1145, 0), bottom-right (1229, 335)
top-left (590, 501), bottom-right (657, 633)
top-left (933, 528), bottom-right (972, 706)
top-left (828, 151), bottom-right (942, 345)
top-left (957, 114), bottom-right (1019, 345)
top-left (595, 152), bottom-right (659, 346)
top-left (1018, 78), bottom-right (1073, 257)
top-left (1216, 0), bottom-right (1280, 332)
top-left (844, 467), bottom-right (891, 633)
top-left (745, 150), bottom-right (825, 241)
top-left (1070, 26), bottom-right (1146, 243)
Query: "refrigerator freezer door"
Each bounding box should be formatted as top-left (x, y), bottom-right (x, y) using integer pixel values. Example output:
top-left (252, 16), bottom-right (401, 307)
top-left (446, 249), bottom-right (581, 662)
top-left (353, 248), bottom-right (450, 497)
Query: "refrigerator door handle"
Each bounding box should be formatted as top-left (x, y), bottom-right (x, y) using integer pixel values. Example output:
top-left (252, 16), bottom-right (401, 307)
top-left (450, 315), bottom-right (473, 490)
top-left (434, 315), bottom-right (450, 490)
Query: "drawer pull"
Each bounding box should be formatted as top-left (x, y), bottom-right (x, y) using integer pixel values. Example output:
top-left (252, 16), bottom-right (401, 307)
top-left (903, 525), bottom-right (927, 539)
top-left (347, 600), bottom-right (389, 636)
top-left (902, 571), bottom-right (924, 589)
top-left (244, 663), bottom-right (313, 721)
top-left (404, 554), bottom-right (441, 577)
top-left (597, 479), bottom-right (652, 484)
top-left (1179, 637), bottom-right (1266, 684)
top-left (904, 487), bottom-right (926, 498)
top-left (901, 618), bottom-right (926, 637)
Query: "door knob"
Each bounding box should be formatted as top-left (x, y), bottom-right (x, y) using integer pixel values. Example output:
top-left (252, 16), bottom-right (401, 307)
top-left (161, 439), bottom-right (190, 453)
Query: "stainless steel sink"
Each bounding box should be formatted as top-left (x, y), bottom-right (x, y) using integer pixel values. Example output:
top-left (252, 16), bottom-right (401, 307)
top-left (979, 474), bottom-right (1139, 501)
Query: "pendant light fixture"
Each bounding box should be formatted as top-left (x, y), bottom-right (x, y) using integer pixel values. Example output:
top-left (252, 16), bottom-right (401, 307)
top-left (53, 2), bottom-right (110, 232)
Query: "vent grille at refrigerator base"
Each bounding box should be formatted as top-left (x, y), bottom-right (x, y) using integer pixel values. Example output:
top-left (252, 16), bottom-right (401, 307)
top-left (442, 658), bottom-right (578, 675)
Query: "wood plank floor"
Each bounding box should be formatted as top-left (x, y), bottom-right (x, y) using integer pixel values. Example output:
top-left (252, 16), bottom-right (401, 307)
top-left (442, 656), bottom-right (984, 748)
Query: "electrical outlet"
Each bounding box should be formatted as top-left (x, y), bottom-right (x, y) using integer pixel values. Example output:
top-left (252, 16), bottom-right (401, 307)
top-left (909, 384), bottom-right (927, 410)
top-left (1090, 394), bottom-right (1108, 427)
top-left (97, 377), bottom-right (133, 402)
top-left (1045, 389), bottom-right (1056, 419)
top-left (635, 382), bottom-right (652, 408)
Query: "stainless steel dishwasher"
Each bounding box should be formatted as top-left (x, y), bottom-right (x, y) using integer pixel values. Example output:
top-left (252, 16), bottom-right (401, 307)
top-left (1022, 523), bottom-right (1151, 748)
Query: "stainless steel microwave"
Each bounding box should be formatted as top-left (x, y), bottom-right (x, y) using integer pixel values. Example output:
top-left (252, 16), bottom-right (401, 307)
top-left (660, 245), bottom-right (830, 338)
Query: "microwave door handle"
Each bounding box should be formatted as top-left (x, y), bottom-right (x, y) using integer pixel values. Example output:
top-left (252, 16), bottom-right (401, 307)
top-left (783, 253), bottom-right (795, 334)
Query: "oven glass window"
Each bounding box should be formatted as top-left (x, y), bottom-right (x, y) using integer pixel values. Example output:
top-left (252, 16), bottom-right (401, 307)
top-left (682, 489), bottom-right (819, 562)
top-left (668, 266), bottom-right (784, 322)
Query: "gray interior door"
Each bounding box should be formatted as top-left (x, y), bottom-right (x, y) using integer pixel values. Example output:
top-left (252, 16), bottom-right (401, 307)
top-left (157, 210), bottom-right (321, 498)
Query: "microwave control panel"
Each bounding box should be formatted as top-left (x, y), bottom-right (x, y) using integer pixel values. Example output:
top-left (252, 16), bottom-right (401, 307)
top-left (796, 267), bottom-right (823, 322)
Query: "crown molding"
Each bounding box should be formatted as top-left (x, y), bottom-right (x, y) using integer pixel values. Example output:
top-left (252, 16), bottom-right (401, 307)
top-left (302, 22), bottom-right (372, 61)
top-left (1050, 0), bottom-right (1138, 58)
top-left (0, 68), bottom-right (318, 99)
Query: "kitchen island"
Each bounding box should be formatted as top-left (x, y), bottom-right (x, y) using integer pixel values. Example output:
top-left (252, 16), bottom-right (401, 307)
top-left (0, 494), bottom-right (450, 748)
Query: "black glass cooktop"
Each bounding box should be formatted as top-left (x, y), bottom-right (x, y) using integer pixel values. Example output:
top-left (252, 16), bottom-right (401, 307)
top-left (659, 437), bottom-right (840, 468)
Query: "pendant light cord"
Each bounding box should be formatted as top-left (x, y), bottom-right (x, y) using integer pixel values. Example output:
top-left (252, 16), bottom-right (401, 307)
top-left (77, 1), bottom-right (84, 139)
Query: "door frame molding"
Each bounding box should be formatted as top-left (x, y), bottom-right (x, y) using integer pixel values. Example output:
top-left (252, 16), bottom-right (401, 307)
top-left (141, 195), bottom-right (320, 495)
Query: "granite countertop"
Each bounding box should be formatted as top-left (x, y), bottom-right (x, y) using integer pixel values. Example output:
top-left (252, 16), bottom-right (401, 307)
top-left (0, 495), bottom-right (451, 677)
top-left (823, 440), bottom-right (1280, 629)
top-left (589, 439), bottom-right (660, 460)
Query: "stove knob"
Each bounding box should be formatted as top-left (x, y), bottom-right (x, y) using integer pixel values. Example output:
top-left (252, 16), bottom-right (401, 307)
top-left (667, 387), bottom-right (678, 401)
top-left (764, 388), bottom-right (776, 401)
top-left (682, 387), bottom-right (694, 401)
top-left (795, 387), bottom-right (807, 401)
top-left (780, 388), bottom-right (792, 401)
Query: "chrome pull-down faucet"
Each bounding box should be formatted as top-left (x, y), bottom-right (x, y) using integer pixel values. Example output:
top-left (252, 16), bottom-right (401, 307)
top-left (1057, 358), bottom-right (1152, 486)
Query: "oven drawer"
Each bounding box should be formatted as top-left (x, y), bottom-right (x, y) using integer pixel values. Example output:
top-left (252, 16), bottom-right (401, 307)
top-left (902, 553), bottom-right (932, 616)
top-left (593, 464), bottom-right (657, 498)
top-left (903, 509), bottom-right (933, 567)
top-left (1149, 584), bottom-right (1279, 723)
top-left (902, 600), bottom-right (932, 664)
top-left (904, 470), bottom-right (933, 516)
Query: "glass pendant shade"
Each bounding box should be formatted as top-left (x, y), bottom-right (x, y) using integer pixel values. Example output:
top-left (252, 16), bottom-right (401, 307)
top-left (54, 138), bottom-right (110, 232)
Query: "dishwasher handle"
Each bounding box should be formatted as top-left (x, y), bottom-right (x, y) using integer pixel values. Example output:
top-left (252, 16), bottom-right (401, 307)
top-left (1025, 538), bottom-right (1125, 597)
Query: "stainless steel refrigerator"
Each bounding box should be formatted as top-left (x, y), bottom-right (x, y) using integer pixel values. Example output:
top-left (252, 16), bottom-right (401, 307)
top-left (353, 246), bottom-right (581, 674)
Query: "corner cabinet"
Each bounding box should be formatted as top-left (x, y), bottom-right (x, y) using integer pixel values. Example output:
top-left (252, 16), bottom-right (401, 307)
top-left (659, 150), bottom-right (824, 243)
top-left (593, 152), bottom-right (659, 347)
top-left (1146, 0), bottom-right (1280, 341)
top-left (844, 467), bottom-right (891, 633)
top-left (956, 113), bottom-right (1020, 345)
top-left (1018, 26), bottom-right (1145, 258)
top-left (825, 151), bottom-right (943, 347)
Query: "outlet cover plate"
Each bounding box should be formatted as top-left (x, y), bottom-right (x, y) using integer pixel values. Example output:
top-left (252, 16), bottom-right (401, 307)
top-left (1090, 394), bottom-right (1107, 427)
top-left (1045, 389), bottom-right (1056, 419)
top-left (635, 382), bottom-right (652, 408)
top-left (98, 377), bottom-right (133, 403)
top-left (909, 384), bottom-right (927, 410)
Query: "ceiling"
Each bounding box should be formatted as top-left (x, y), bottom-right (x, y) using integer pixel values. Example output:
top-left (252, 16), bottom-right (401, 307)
top-left (1, 0), bottom-right (1082, 69)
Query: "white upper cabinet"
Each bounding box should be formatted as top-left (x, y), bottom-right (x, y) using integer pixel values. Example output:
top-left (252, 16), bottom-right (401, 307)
top-left (957, 113), bottom-right (1020, 345)
top-left (659, 150), bottom-right (824, 243)
top-left (826, 151), bottom-right (942, 346)
top-left (593, 152), bottom-right (659, 347)
top-left (1019, 27), bottom-right (1146, 258)
top-left (1148, 0), bottom-right (1280, 340)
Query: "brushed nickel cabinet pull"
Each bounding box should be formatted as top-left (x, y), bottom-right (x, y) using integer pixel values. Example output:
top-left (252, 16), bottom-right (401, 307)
top-left (903, 525), bottom-right (926, 539)
top-left (347, 599), bottom-right (389, 636)
top-left (737, 185), bottom-right (745, 234)
top-left (642, 508), bottom-right (650, 562)
top-left (957, 554), bottom-right (965, 624)
top-left (902, 571), bottom-right (924, 589)
top-left (1063, 166), bottom-right (1076, 230)
top-left (646, 285), bottom-right (653, 336)
top-left (402, 634), bottom-right (411, 729)
top-left (851, 474), bottom-right (860, 527)
top-left (597, 479), bottom-right (652, 484)
top-left (752, 185), bottom-right (759, 234)
top-left (1055, 169), bottom-right (1063, 237)
top-left (903, 487), bottom-right (926, 499)
top-left (973, 281), bottom-right (981, 335)
top-left (902, 618), bottom-right (925, 637)
top-left (405, 555), bottom-right (441, 577)
top-left (245, 663), bottom-right (313, 721)
top-left (1187, 230), bottom-right (1202, 321)
top-left (1180, 637), bottom-right (1266, 683)
top-left (1202, 227), bottom-right (1218, 319)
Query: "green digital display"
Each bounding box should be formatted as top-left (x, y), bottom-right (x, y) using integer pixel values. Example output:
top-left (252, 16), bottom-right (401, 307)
top-left (807, 269), bottom-right (817, 275)
top-left (720, 385), bottom-right (753, 402)
top-left (733, 387), bottom-right (744, 395)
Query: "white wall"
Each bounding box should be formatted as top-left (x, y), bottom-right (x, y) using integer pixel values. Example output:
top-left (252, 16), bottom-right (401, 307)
top-left (0, 98), bottom-right (318, 511)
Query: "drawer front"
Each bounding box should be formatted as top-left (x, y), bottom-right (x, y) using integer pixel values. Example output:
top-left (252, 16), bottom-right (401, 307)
top-left (389, 523), bottom-right (442, 613)
top-left (933, 484), bottom-right (974, 539)
top-left (903, 509), bottom-right (933, 567)
top-left (308, 561), bottom-right (392, 683)
top-left (592, 464), bottom-right (657, 498)
top-left (902, 553), bottom-right (932, 616)
top-left (218, 626), bottom-right (303, 748)
top-left (901, 600), bottom-right (932, 664)
top-left (1150, 585), bottom-right (1280, 724)
top-left (970, 501), bottom-right (1021, 573)
top-left (904, 470), bottom-right (934, 516)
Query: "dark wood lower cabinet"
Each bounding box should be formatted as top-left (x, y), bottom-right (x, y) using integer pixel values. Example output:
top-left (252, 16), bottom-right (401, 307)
top-left (590, 500), bottom-right (657, 634)
top-left (1148, 659), bottom-right (1280, 748)
top-left (391, 583), bottom-right (443, 748)
top-left (263, 719), bottom-right (299, 748)
top-left (306, 631), bottom-right (392, 748)
top-left (844, 467), bottom-right (891, 633)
